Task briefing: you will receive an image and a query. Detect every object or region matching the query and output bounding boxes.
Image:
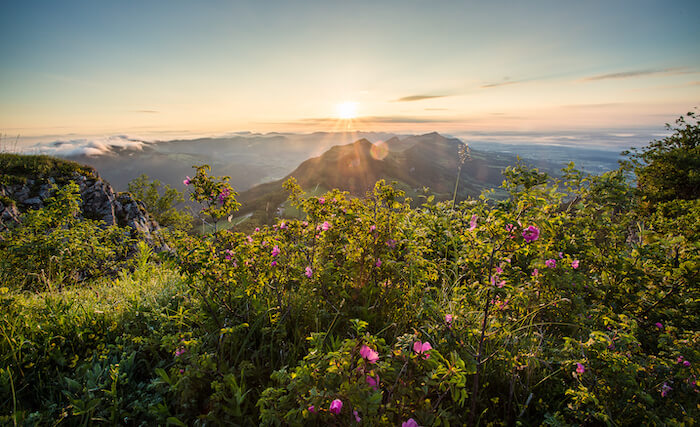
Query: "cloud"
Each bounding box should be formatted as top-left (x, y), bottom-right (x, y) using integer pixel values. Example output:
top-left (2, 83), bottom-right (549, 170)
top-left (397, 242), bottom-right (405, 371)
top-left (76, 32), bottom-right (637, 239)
top-left (394, 94), bottom-right (448, 102)
top-left (26, 136), bottom-right (150, 157)
top-left (130, 109), bottom-right (159, 114)
top-left (583, 68), bottom-right (688, 81)
top-left (481, 80), bottom-right (523, 89)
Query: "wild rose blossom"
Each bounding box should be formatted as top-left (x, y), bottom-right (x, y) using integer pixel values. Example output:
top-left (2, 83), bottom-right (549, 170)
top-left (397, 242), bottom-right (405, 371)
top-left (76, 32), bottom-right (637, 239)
top-left (224, 249), bottom-right (234, 260)
top-left (655, 322), bottom-right (664, 329)
top-left (576, 363), bottom-right (585, 374)
top-left (545, 259), bottom-right (556, 268)
top-left (175, 347), bottom-right (186, 357)
top-left (532, 268), bottom-right (539, 277)
top-left (321, 221), bottom-right (331, 231)
top-left (183, 176), bottom-right (191, 186)
top-left (572, 259), bottom-right (580, 269)
top-left (270, 261), bottom-right (277, 267)
top-left (318, 197), bottom-right (325, 204)
top-left (308, 405), bottom-right (316, 413)
top-left (402, 419), bottom-right (420, 427)
top-left (354, 410), bottom-right (361, 422)
top-left (271, 245), bottom-right (280, 257)
top-left (445, 314), bottom-right (453, 326)
top-left (413, 341), bottom-right (432, 359)
top-left (661, 382), bottom-right (672, 397)
top-left (329, 399), bottom-right (342, 415)
top-left (305, 266), bottom-right (313, 278)
top-left (375, 258), bottom-right (382, 268)
top-left (360, 345), bottom-right (379, 363)
top-left (369, 225), bottom-right (376, 232)
top-left (522, 225), bottom-right (540, 243)
top-left (280, 221), bottom-right (287, 229)
top-left (469, 214), bottom-right (478, 231)
top-left (366, 375), bottom-right (378, 390)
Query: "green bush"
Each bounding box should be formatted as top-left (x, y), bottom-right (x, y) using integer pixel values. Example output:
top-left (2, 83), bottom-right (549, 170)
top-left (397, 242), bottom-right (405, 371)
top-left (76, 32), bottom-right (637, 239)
top-left (0, 182), bottom-right (132, 291)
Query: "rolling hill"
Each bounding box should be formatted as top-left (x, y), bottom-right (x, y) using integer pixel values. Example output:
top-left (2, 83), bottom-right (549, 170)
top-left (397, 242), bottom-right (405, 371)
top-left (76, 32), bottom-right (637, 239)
top-left (237, 132), bottom-right (549, 224)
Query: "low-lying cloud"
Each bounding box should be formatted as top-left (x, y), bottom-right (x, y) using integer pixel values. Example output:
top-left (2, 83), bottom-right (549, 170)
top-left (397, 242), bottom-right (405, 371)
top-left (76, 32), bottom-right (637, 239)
top-left (27, 135), bottom-right (150, 157)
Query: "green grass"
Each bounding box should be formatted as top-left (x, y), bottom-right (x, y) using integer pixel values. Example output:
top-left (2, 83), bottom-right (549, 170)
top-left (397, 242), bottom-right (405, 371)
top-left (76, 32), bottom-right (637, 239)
top-left (0, 153), bottom-right (95, 186)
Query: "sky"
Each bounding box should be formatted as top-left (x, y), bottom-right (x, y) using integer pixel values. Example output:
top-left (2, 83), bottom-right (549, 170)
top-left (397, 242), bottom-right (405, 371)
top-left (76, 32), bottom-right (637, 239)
top-left (1, 0), bottom-right (699, 141)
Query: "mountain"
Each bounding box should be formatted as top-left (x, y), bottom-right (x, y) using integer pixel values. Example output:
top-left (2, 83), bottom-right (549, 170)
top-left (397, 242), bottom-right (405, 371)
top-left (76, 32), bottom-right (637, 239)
top-left (236, 133), bottom-right (547, 224)
top-left (54, 132), bottom-right (400, 193)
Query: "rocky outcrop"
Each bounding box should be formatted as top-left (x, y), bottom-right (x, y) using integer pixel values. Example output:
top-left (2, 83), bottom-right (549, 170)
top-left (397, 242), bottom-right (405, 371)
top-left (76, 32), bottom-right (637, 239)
top-left (0, 172), bottom-right (165, 248)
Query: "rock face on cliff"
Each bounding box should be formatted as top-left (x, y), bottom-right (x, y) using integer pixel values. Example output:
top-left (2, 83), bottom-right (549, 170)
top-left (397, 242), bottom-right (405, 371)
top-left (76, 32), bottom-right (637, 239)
top-left (0, 154), bottom-right (163, 246)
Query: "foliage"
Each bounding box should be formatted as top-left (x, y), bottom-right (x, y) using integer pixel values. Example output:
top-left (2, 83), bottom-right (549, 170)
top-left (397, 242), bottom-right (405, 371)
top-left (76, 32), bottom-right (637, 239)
top-left (0, 182), bottom-right (132, 291)
top-left (625, 111), bottom-right (700, 206)
top-left (185, 165), bottom-right (241, 232)
top-left (1, 134), bottom-right (699, 425)
top-left (127, 174), bottom-right (192, 231)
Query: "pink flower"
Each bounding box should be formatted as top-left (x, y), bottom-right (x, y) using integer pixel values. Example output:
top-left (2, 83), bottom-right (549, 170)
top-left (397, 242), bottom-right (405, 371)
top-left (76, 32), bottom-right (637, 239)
top-left (375, 258), bottom-right (382, 268)
top-left (469, 214), bottom-right (478, 231)
top-left (224, 249), bottom-right (234, 260)
top-left (321, 221), bottom-right (331, 231)
top-left (445, 314), bottom-right (453, 325)
top-left (305, 266), bottom-right (313, 278)
top-left (183, 176), bottom-right (191, 186)
top-left (495, 266), bottom-right (503, 274)
top-left (280, 221), bottom-right (287, 229)
top-left (572, 259), bottom-right (580, 269)
top-left (319, 197), bottom-right (325, 204)
top-left (413, 341), bottom-right (432, 359)
top-left (308, 405), bottom-right (316, 413)
top-left (661, 382), bottom-right (672, 397)
top-left (386, 239), bottom-right (397, 248)
top-left (354, 410), bottom-right (361, 422)
top-left (254, 227), bottom-right (260, 232)
top-left (329, 399), bottom-right (342, 415)
top-left (505, 223), bottom-right (515, 232)
top-left (522, 225), bottom-right (540, 243)
top-left (271, 245), bottom-right (280, 257)
top-left (369, 225), bottom-right (376, 232)
top-left (175, 347), bottom-right (186, 357)
top-left (302, 221), bottom-right (309, 227)
top-left (360, 345), bottom-right (379, 363)
top-left (684, 361), bottom-right (691, 367)
top-left (558, 252), bottom-right (564, 259)
top-left (655, 322), bottom-right (664, 329)
top-left (532, 268), bottom-right (539, 277)
top-left (491, 275), bottom-right (505, 288)
top-left (366, 375), bottom-right (378, 390)
top-left (576, 363), bottom-right (585, 374)
top-left (247, 236), bottom-right (253, 243)
top-left (270, 261), bottom-right (277, 267)
top-left (545, 259), bottom-right (556, 268)
top-left (402, 419), bottom-right (420, 427)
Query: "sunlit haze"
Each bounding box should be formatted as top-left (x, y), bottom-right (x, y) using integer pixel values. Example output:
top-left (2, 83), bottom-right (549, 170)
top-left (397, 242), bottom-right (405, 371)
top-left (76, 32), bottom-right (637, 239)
top-left (1, 0), bottom-right (699, 141)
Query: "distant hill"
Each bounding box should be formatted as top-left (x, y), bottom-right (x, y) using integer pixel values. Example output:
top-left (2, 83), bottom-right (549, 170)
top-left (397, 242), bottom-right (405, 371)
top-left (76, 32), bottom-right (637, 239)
top-left (237, 133), bottom-right (549, 224)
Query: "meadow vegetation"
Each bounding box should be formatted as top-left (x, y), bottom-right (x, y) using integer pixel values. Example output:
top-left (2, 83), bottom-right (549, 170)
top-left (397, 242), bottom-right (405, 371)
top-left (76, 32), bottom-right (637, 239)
top-left (1, 114), bottom-right (698, 425)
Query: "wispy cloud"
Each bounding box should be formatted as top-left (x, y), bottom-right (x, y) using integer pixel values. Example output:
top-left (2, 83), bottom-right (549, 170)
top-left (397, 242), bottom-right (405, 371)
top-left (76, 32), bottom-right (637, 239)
top-left (582, 68), bottom-right (688, 81)
top-left (481, 80), bottom-right (523, 89)
top-left (394, 94), bottom-right (448, 102)
top-left (130, 109), bottom-right (159, 114)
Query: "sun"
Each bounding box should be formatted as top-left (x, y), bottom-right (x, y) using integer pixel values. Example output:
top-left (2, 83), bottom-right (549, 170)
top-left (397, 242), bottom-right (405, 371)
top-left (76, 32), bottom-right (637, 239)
top-left (336, 101), bottom-right (358, 119)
